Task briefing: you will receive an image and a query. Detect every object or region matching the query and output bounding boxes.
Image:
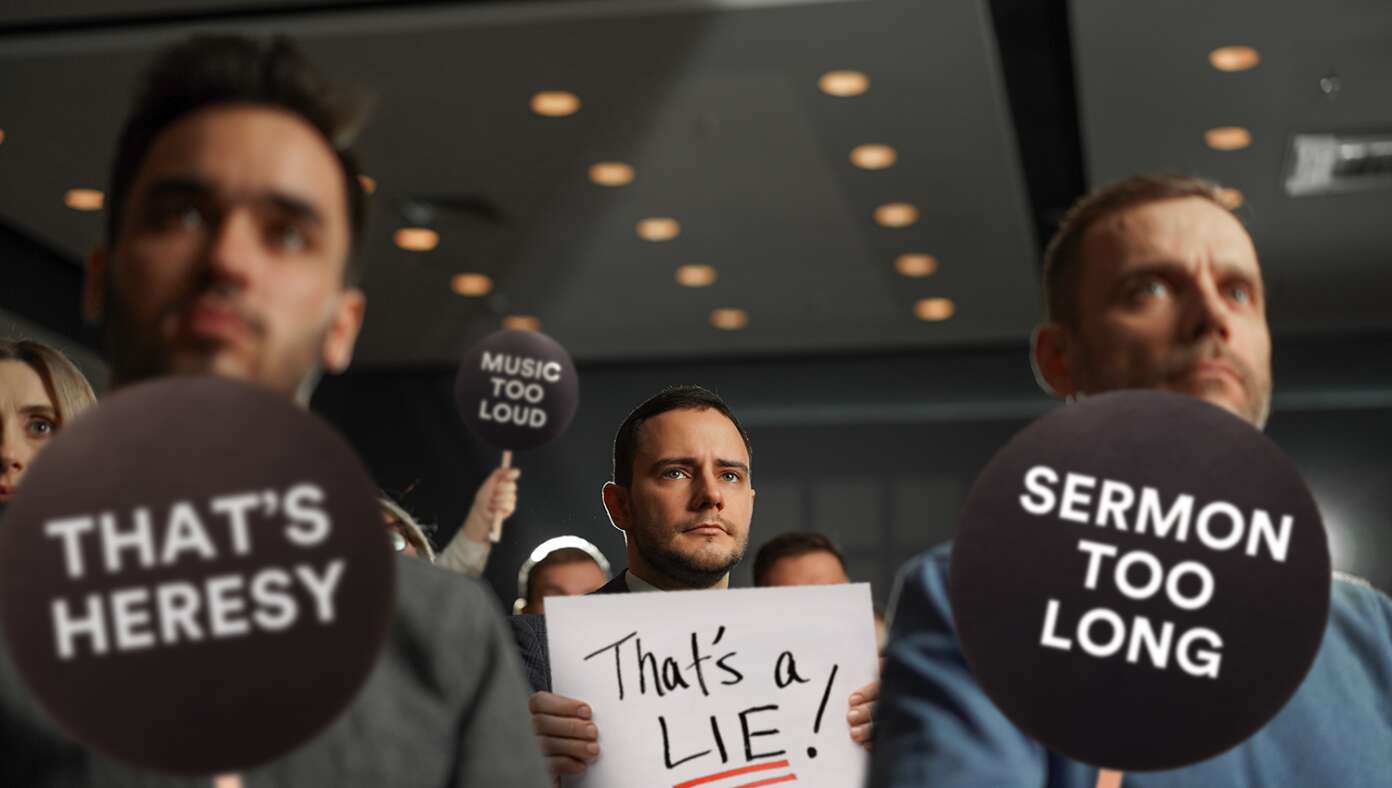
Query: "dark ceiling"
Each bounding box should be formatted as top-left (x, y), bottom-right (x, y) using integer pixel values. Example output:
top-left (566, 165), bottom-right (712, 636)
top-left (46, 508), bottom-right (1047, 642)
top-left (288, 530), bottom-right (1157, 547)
top-left (2, 0), bottom-right (1382, 371)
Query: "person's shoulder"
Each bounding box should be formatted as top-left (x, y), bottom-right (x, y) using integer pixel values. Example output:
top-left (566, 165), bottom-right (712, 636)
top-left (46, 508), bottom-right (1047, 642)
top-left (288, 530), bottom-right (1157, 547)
top-left (392, 557), bottom-right (507, 680)
top-left (1330, 571), bottom-right (1392, 637)
top-left (895, 542), bottom-right (954, 597)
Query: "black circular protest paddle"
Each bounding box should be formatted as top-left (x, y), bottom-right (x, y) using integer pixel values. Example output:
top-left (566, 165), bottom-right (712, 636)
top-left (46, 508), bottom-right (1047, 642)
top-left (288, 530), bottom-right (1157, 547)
top-left (950, 390), bottom-right (1329, 777)
top-left (454, 328), bottom-right (580, 540)
top-left (0, 376), bottom-right (394, 776)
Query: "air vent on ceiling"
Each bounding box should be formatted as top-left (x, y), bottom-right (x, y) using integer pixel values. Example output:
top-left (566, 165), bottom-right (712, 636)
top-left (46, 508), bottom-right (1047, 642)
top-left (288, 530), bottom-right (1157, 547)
top-left (1285, 132), bottom-right (1392, 196)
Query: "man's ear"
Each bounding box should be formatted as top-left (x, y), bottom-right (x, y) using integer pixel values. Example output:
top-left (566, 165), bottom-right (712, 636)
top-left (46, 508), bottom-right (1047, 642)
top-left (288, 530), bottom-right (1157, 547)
top-left (321, 288), bottom-right (365, 374)
top-left (84, 248), bottom-right (108, 324)
top-left (1031, 322), bottom-right (1077, 398)
top-left (601, 482), bottom-right (630, 534)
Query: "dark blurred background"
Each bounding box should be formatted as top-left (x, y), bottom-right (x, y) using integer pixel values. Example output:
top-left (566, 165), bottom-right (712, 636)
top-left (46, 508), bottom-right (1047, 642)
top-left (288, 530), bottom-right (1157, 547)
top-left (3, 0), bottom-right (1389, 607)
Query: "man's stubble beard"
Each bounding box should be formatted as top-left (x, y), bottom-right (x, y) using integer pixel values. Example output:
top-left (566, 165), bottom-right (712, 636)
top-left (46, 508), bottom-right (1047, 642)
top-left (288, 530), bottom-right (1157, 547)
top-left (633, 517), bottom-right (749, 589)
top-left (101, 276), bottom-right (327, 403)
top-left (1071, 335), bottom-right (1272, 429)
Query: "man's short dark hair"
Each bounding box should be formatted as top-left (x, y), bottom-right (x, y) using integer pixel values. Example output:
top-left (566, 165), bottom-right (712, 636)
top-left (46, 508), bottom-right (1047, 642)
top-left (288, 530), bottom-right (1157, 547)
top-left (107, 35), bottom-right (369, 285)
top-left (525, 547), bottom-right (604, 604)
top-left (612, 385), bottom-right (752, 487)
top-left (1042, 174), bottom-right (1242, 328)
top-left (753, 532), bottom-right (846, 587)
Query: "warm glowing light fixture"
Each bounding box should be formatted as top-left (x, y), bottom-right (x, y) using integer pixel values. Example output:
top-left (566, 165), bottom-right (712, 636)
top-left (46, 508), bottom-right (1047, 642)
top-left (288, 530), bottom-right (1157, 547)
top-left (0, 129), bottom-right (6, 145)
top-left (1209, 46), bottom-right (1260, 72)
top-left (451, 273), bottom-right (493, 297)
top-left (915, 297), bottom-right (955, 321)
top-left (710, 308), bottom-right (748, 330)
top-left (1217, 187), bottom-right (1245, 210)
top-left (850, 144), bottom-right (897, 170)
top-left (503, 315), bottom-right (541, 331)
top-left (394, 227), bottom-right (439, 252)
top-left (636, 217), bottom-right (680, 242)
top-left (874, 202), bottom-right (919, 228)
top-left (531, 91), bottom-right (581, 117)
top-left (1205, 127), bottom-right (1252, 151)
top-left (589, 162), bottom-right (635, 187)
top-left (818, 70), bottom-right (870, 97)
top-left (358, 174), bottom-right (377, 195)
top-left (895, 254), bottom-right (939, 277)
top-left (675, 264), bottom-right (717, 287)
top-left (64, 188), bottom-right (104, 211)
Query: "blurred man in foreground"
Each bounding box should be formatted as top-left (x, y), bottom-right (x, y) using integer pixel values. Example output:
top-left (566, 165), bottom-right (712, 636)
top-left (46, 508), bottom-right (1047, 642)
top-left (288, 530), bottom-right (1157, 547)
top-left (869, 174), bottom-right (1392, 787)
top-left (0, 34), bottom-right (548, 787)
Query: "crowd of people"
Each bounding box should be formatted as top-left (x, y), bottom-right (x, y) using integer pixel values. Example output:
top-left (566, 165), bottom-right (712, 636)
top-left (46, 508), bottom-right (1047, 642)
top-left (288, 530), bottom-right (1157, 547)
top-left (0, 33), bottom-right (1388, 788)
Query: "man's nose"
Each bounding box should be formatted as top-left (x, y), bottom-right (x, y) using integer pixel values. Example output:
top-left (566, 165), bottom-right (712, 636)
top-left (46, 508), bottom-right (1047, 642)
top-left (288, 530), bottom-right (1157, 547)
top-left (1181, 279), bottom-right (1233, 345)
top-left (202, 211), bottom-right (262, 288)
top-left (691, 468), bottom-right (725, 511)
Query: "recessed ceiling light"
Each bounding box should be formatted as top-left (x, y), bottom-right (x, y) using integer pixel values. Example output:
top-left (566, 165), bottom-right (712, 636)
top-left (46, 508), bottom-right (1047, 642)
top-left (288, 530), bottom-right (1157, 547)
top-left (394, 227), bottom-right (439, 252)
top-left (636, 217), bottom-right (680, 242)
top-left (710, 308), bottom-right (748, 330)
top-left (503, 315), bottom-right (541, 332)
top-left (895, 253), bottom-right (939, 277)
top-left (850, 144), bottom-right (897, 170)
top-left (64, 188), bottom-right (103, 211)
top-left (914, 297), bottom-right (955, 321)
top-left (676, 264), bottom-right (717, 287)
top-left (589, 162), bottom-right (635, 187)
top-left (1209, 46), bottom-right (1260, 72)
top-left (1216, 187), bottom-right (1245, 209)
top-left (358, 174), bottom-right (377, 195)
top-left (0, 129), bottom-right (6, 146)
top-left (818, 70), bottom-right (870, 97)
top-left (451, 273), bottom-right (493, 297)
top-left (1205, 127), bottom-right (1252, 151)
top-left (531, 91), bottom-right (581, 117)
top-left (874, 202), bottom-right (919, 228)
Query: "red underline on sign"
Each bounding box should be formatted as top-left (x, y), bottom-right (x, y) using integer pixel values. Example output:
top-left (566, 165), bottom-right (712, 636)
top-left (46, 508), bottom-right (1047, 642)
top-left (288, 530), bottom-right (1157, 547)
top-left (674, 759), bottom-right (792, 788)
top-left (733, 773), bottom-right (798, 788)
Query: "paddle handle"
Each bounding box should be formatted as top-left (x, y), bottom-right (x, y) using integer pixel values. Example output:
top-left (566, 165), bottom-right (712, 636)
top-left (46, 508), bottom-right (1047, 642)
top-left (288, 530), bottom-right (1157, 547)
top-left (488, 450), bottom-right (513, 543)
top-left (213, 775), bottom-right (242, 788)
top-left (1096, 769), bottom-right (1123, 788)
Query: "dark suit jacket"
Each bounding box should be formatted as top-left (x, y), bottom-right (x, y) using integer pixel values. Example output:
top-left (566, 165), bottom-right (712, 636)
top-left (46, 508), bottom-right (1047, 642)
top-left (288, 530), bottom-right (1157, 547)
top-left (1, 557), bottom-right (552, 787)
top-left (509, 570), bottom-right (629, 693)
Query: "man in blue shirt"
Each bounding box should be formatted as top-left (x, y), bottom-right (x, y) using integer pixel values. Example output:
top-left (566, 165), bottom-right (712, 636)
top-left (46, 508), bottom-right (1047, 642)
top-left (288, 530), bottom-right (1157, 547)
top-left (869, 174), bottom-right (1392, 787)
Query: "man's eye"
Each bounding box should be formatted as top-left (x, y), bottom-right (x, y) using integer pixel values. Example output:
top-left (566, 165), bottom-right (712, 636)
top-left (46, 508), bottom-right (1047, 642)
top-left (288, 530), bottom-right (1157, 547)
top-left (1137, 278), bottom-right (1169, 299)
top-left (177, 205), bottom-right (204, 229)
top-left (268, 223), bottom-right (307, 251)
top-left (1227, 283), bottom-right (1254, 304)
top-left (720, 471), bottom-right (741, 483)
top-left (662, 469), bottom-right (687, 480)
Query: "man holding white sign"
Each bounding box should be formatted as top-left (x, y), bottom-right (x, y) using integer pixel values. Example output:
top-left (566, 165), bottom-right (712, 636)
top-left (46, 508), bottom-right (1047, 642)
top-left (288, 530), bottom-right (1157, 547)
top-left (869, 175), bottom-right (1392, 786)
top-left (511, 385), bottom-right (880, 779)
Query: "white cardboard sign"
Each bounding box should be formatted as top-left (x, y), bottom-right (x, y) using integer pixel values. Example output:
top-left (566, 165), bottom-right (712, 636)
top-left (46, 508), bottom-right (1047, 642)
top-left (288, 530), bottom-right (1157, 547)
top-left (547, 583), bottom-right (877, 788)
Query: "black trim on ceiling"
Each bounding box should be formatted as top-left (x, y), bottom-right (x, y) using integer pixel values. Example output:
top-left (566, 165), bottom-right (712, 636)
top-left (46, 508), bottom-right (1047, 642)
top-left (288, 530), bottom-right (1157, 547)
top-left (987, 0), bottom-right (1086, 263)
top-left (0, 0), bottom-right (575, 36)
top-left (0, 217), bottom-right (98, 349)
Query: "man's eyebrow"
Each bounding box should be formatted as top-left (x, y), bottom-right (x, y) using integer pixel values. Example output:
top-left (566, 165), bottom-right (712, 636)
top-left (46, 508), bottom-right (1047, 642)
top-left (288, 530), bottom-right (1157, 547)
top-left (716, 459), bottom-right (751, 474)
top-left (653, 456), bottom-right (697, 468)
top-left (141, 176), bottom-right (323, 226)
top-left (261, 192), bottom-right (323, 226)
top-left (142, 176), bottom-right (213, 201)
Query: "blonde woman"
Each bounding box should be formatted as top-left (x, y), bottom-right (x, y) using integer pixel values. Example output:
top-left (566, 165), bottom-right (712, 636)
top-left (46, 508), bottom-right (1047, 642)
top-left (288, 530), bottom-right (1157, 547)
top-left (0, 339), bottom-right (97, 502)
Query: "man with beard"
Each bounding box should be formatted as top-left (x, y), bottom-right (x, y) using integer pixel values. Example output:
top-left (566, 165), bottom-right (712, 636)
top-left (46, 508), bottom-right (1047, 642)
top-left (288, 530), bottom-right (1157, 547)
top-left (511, 385), bottom-right (879, 779)
top-left (0, 35), bottom-right (549, 787)
top-left (868, 174), bottom-right (1392, 787)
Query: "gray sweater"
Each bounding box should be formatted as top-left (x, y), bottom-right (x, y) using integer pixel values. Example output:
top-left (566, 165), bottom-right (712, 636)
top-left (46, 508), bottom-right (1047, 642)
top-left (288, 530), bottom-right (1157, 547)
top-left (1, 555), bottom-right (550, 787)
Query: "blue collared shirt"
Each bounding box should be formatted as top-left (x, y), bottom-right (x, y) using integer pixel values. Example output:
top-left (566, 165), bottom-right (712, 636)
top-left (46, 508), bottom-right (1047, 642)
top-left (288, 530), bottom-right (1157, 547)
top-left (869, 543), bottom-right (1392, 787)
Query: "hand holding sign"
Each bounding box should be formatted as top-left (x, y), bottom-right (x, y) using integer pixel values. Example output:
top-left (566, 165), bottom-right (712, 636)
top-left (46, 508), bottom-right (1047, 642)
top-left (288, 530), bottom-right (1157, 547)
top-left (0, 377), bottom-right (394, 776)
top-left (455, 329), bottom-right (579, 542)
top-left (547, 584), bottom-right (878, 788)
top-left (950, 391), bottom-right (1330, 775)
